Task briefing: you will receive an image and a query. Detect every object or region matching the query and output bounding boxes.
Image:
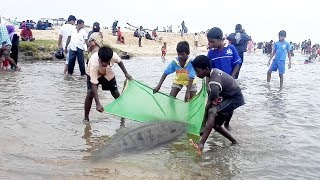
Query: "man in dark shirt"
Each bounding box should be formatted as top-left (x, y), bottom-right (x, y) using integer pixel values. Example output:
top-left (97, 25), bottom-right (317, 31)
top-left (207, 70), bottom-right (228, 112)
top-left (190, 55), bottom-right (245, 155)
top-left (227, 24), bottom-right (250, 78)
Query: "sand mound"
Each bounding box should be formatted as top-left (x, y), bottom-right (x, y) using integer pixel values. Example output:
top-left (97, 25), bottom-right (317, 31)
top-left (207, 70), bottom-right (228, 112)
top-left (17, 28), bottom-right (208, 56)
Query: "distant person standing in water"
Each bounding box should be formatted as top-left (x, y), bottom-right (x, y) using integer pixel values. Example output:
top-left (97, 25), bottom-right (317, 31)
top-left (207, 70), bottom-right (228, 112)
top-left (65, 19), bottom-right (88, 77)
top-left (58, 15), bottom-right (76, 75)
top-left (84, 46), bottom-right (132, 122)
top-left (267, 30), bottom-right (291, 90)
top-left (227, 24), bottom-right (250, 78)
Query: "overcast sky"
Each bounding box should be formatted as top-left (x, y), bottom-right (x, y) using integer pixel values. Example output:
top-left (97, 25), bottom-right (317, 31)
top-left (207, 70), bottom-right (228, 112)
top-left (1, 0), bottom-right (319, 43)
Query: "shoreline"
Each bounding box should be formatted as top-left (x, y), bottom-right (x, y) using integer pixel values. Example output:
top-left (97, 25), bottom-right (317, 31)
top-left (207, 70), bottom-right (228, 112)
top-left (17, 28), bottom-right (208, 60)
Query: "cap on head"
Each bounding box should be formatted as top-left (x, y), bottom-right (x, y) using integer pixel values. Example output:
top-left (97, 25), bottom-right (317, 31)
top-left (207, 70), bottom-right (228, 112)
top-left (235, 24), bottom-right (242, 31)
top-left (207, 27), bottom-right (223, 39)
top-left (278, 30), bottom-right (286, 37)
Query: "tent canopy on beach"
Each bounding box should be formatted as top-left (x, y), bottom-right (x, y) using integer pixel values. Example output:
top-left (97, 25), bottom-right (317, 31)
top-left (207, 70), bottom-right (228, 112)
top-left (104, 80), bottom-right (207, 136)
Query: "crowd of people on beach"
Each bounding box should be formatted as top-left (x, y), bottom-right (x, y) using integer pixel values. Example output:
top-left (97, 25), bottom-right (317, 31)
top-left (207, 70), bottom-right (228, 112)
top-left (1, 14), bottom-right (316, 155)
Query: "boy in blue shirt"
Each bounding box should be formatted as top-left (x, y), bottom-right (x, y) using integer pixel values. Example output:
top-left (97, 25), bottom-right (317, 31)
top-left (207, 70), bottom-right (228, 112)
top-left (153, 41), bottom-right (197, 102)
top-left (267, 30), bottom-right (292, 90)
top-left (207, 27), bottom-right (242, 78)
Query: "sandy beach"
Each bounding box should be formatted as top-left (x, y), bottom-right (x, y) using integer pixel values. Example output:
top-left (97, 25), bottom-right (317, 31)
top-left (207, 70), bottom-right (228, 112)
top-left (16, 28), bottom-right (208, 57)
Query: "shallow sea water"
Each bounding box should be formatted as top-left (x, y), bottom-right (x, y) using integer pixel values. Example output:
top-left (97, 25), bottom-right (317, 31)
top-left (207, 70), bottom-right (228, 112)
top-left (0, 51), bottom-right (319, 179)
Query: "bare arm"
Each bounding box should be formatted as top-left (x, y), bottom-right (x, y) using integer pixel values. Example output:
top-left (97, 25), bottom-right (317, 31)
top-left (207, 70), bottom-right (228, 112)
top-left (92, 83), bottom-right (104, 112)
top-left (85, 39), bottom-right (89, 47)
top-left (199, 83), bottom-right (220, 145)
top-left (65, 36), bottom-right (71, 53)
top-left (267, 49), bottom-right (276, 66)
top-left (230, 64), bottom-right (240, 78)
top-left (153, 74), bottom-right (167, 93)
top-left (184, 78), bottom-right (194, 102)
top-left (117, 61), bottom-right (132, 80)
top-left (199, 106), bottom-right (217, 145)
top-left (287, 51), bottom-right (292, 69)
top-left (58, 35), bottom-right (63, 49)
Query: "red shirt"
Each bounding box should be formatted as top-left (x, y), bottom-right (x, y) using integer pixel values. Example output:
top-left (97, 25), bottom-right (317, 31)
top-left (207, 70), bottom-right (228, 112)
top-left (20, 29), bottom-right (33, 38)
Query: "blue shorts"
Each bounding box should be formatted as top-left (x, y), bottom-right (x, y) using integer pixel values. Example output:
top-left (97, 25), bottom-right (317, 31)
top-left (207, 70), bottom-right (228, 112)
top-left (269, 60), bottom-right (285, 74)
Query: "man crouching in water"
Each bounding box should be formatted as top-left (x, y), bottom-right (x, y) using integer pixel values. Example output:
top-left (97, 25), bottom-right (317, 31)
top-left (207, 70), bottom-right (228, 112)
top-left (190, 55), bottom-right (245, 155)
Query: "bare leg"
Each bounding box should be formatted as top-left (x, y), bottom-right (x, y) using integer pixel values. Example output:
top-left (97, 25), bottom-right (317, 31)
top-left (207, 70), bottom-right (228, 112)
top-left (111, 89), bottom-right (120, 99)
top-left (200, 100), bottom-right (212, 134)
top-left (169, 87), bottom-right (181, 98)
top-left (214, 123), bottom-right (237, 144)
top-left (4, 55), bottom-right (20, 70)
top-left (63, 64), bottom-right (68, 76)
top-left (84, 92), bottom-right (94, 121)
top-left (190, 91), bottom-right (197, 99)
top-left (267, 71), bottom-right (272, 83)
top-left (279, 74), bottom-right (284, 90)
top-left (223, 111), bottom-right (234, 130)
top-left (111, 89), bottom-right (125, 127)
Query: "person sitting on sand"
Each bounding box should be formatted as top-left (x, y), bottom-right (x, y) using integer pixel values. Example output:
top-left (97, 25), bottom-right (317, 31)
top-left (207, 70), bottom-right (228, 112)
top-left (134, 29), bottom-right (139, 37)
top-left (145, 32), bottom-right (153, 40)
top-left (20, 25), bottom-right (35, 41)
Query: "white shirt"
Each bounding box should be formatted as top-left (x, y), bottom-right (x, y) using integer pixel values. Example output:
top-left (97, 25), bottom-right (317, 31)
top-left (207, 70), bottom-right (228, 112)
top-left (69, 28), bottom-right (88, 51)
top-left (59, 23), bottom-right (75, 50)
top-left (195, 35), bottom-right (199, 42)
top-left (87, 52), bottom-right (122, 83)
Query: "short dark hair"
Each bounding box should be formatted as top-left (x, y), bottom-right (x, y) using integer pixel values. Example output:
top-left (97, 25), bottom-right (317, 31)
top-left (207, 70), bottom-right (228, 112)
top-left (207, 27), bottom-right (223, 39)
top-left (77, 19), bottom-right (84, 25)
top-left (68, 15), bottom-right (76, 22)
top-left (98, 46), bottom-right (113, 62)
top-left (278, 30), bottom-right (286, 37)
top-left (176, 41), bottom-right (190, 54)
top-left (191, 55), bottom-right (212, 70)
top-left (93, 22), bottom-right (100, 32)
top-left (235, 24), bottom-right (242, 31)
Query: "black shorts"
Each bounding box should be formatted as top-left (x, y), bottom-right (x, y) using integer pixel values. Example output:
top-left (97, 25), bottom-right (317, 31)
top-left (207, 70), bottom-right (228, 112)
top-left (217, 91), bottom-right (245, 113)
top-left (213, 91), bottom-right (245, 125)
top-left (87, 75), bottom-right (118, 92)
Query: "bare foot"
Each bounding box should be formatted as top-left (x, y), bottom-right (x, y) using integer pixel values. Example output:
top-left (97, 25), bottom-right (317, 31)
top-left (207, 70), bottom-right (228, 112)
top-left (83, 118), bottom-right (89, 124)
top-left (120, 117), bottom-right (125, 128)
top-left (231, 140), bottom-right (238, 144)
top-left (189, 139), bottom-right (203, 156)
